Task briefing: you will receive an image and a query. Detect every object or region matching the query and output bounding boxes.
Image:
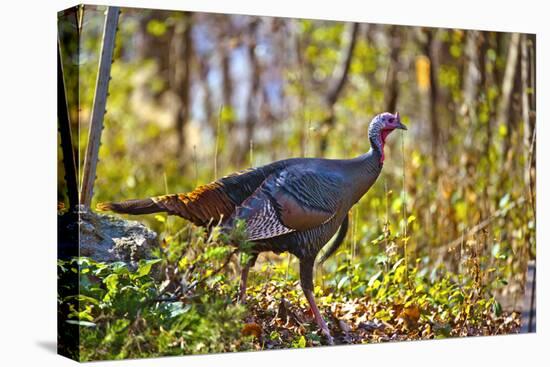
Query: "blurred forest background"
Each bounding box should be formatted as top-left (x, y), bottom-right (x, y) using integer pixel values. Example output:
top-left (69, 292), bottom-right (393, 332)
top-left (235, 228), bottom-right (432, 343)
top-left (58, 5), bottom-right (535, 359)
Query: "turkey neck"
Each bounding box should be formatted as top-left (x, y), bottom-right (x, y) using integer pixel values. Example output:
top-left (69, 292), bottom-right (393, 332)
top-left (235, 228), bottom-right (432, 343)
top-left (346, 143), bottom-right (383, 205)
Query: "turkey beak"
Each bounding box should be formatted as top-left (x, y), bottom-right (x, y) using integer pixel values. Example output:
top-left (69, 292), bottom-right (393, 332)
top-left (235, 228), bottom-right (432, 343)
top-left (394, 112), bottom-right (407, 130)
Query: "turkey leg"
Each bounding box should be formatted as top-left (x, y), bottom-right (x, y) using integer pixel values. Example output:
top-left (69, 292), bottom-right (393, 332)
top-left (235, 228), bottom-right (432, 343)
top-left (300, 259), bottom-right (334, 345)
top-left (238, 253), bottom-right (258, 303)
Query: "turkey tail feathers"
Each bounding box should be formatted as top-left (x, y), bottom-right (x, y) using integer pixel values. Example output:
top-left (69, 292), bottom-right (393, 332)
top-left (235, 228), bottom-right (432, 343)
top-left (96, 182), bottom-right (235, 226)
top-left (96, 198), bottom-right (162, 215)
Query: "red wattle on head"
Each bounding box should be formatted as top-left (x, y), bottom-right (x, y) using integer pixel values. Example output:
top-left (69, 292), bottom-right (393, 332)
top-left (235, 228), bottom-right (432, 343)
top-left (379, 129), bottom-right (392, 163)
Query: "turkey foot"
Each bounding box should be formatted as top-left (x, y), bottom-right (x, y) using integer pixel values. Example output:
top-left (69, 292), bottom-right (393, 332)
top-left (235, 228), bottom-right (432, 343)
top-left (300, 258), bottom-right (334, 345)
top-left (304, 288), bottom-right (334, 345)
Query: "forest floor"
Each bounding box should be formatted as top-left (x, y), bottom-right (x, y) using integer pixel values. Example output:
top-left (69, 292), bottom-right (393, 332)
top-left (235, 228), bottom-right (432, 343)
top-left (238, 281), bottom-right (521, 349)
top-left (58, 219), bottom-right (524, 360)
top-left (59, 254), bottom-right (522, 360)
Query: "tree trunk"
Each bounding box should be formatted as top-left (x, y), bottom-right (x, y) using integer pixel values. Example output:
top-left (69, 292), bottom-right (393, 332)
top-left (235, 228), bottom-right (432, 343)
top-left (493, 32), bottom-right (506, 88)
top-left (498, 33), bottom-right (521, 161)
top-left (293, 22), bottom-right (311, 158)
top-left (219, 27), bottom-right (236, 164)
top-left (319, 22), bottom-right (359, 154)
top-left (172, 12), bottom-right (193, 168)
top-left (240, 20), bottom-right (261, 166)
top-left (199, 56), bottom-right (213, 129)
top-left (477, 33), bottom-right (491, 217)
top-left (463, 30), bottom-right (482, 117)
top-left (384, 26), bottom-right (401, 113)
top-left (137, 10), bottom-right (174, 102)
top-left (424, 29), bottom-right (441, 164)
top-left (521, 34), bottom-right (536, 219)
top-left (486, 32), bottom-right (502, 159)
top-left (221, 41), bottom-right (233, 118)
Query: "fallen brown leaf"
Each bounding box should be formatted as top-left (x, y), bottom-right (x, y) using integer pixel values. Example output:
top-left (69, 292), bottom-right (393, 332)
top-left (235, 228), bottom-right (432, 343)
top-left (241, 322), bottom-right (262, 338)
top-left (401, 305), bottom-right (421, 323)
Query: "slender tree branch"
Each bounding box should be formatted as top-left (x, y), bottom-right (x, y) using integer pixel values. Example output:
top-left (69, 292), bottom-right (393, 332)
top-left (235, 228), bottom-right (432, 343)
top-left (320, 22), bottom-right (360, 154)
top-left (326, 22), bottom-right (360, 106)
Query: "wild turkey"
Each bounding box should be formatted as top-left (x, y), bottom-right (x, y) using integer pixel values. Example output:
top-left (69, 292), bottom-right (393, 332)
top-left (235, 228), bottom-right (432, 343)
top-left (98, 112), bottom-right (407, 344)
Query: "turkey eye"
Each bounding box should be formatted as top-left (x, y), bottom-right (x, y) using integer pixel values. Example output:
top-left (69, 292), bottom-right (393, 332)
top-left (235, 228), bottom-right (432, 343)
top-left (389, 118), bottom-right (395, 123)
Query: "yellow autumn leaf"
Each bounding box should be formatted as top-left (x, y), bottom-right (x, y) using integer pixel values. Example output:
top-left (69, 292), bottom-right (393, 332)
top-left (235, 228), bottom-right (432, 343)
top-left (415, 55), bottom-right (430, 92)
